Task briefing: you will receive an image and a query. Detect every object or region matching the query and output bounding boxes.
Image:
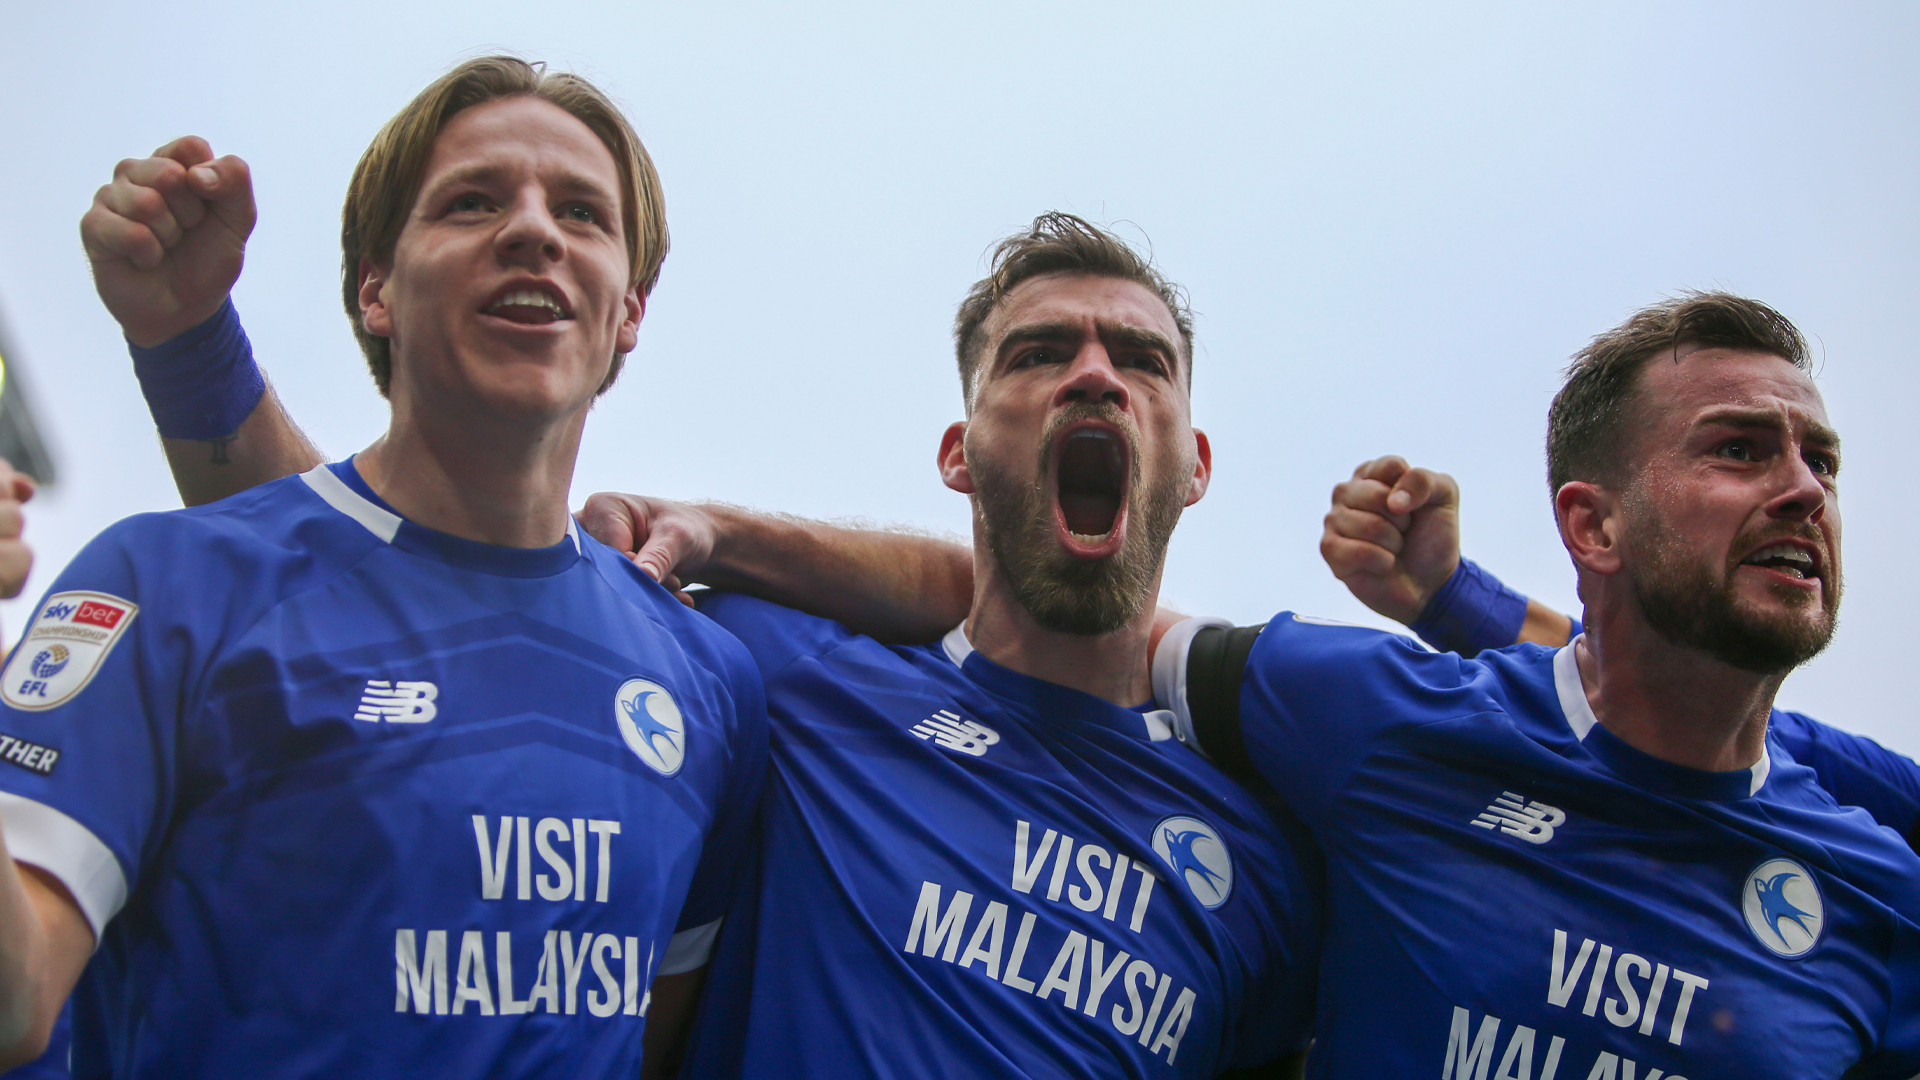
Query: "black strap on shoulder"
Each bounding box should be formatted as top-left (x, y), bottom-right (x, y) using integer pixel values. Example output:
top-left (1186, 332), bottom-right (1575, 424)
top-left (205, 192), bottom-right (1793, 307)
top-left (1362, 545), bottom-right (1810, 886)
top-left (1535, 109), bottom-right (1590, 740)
top-left (1907, 817), bottom-right (1920, 858)
top-left (1186, 623), bottom-right (1267, 788)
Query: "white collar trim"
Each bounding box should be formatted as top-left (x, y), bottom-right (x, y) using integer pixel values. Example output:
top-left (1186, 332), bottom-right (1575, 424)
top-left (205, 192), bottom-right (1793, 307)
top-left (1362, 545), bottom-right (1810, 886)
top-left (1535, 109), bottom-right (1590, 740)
top-left (941, 623), bottom-right (973, 666)
top-left (1551, 640), bottom-right (1598, 741)
top-left (1552, 636), bottom-right (1771, 797)
top-left (938, 621), bottom-right (1174, 742)
top-left (302, 464), bottom-right (582, 553)
top-left (300, 464), bottom-right (399, 543)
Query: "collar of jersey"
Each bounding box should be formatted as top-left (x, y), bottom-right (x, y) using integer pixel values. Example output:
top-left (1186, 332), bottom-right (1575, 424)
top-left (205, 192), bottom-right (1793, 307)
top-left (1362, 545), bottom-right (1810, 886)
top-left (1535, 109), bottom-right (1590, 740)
top-left (302, 459), bottom-right (582, 579)
top-left (1553, 638), bottom-right (1771, 800)
top-left (939, 623), bottom-right (1176, 742)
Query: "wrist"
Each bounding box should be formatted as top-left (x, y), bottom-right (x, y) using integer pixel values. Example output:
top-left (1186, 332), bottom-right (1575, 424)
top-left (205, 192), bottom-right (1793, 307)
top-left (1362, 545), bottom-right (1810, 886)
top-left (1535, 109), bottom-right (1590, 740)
top-left (683, 502), bottom-right (769, 588)
top-left (127, 297), bottom-right (265, 441)
top-left (1409, 558), bottom-right (1528, 658)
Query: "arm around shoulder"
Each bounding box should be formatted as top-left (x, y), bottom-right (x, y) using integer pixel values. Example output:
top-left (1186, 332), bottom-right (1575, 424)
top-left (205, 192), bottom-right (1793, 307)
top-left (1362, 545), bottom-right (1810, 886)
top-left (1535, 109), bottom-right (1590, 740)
top-left (579, 494), bottom-right (973, 644)
top-left (699, 505), bottom-right (972, 643)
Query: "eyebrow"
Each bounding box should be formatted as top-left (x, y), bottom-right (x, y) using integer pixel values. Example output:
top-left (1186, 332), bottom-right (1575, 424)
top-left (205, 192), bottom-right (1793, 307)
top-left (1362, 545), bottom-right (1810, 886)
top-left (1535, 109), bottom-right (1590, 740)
top-left (994, 320), bottom-right (1180, 363)
top-left (1695, 405), bottom-right (1841, 452)
top-left (421, 163), bottom-right (619, 207)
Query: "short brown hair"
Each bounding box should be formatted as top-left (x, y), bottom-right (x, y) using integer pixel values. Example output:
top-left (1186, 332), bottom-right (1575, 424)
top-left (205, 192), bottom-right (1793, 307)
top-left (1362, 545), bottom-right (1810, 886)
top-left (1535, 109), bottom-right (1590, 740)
top-left (340, 55), bottom-right (669, 396)
top-left (952, 213), bottom-right (1194, 403)
top-left (1546, 291), bottom-right (1811, 494)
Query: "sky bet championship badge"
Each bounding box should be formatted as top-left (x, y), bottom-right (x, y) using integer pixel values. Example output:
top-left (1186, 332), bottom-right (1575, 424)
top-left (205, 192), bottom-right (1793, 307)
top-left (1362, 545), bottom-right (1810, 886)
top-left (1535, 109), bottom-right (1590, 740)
top-left (2, 591), bottom-right (138, 712)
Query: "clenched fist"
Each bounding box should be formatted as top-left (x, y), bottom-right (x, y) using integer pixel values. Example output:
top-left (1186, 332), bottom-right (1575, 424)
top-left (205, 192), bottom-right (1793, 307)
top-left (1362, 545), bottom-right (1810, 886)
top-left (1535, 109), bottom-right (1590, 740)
top-left (1319, 455), bottom-right (1460, 625)
top-left (80, 136), bottom-right (255, 348)
top-left (0, 458), bottom-right (36, 602)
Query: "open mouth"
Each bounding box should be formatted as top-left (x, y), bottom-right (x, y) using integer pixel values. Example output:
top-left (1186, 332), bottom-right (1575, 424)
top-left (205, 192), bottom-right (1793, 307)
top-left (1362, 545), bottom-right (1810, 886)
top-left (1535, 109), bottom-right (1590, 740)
top-left (1739, 542), bottom-right (1820, 583)
top-left (482, 284), bottom-right (573, 326)
top-left (1052, 426), bottom-right (1129, 555)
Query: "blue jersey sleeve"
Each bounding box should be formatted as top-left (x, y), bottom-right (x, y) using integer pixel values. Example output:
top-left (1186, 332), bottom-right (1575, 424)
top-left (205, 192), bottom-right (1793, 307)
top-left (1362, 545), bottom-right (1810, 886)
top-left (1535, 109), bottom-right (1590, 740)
top-left (1770, 711), bottom-right (1920, 851)
top-left (1236, 615), bottom-right (1491, 823)
top-left (696, 592), bottom-right (855, 677)
top-left (0, 514), bottom-right (226, 939)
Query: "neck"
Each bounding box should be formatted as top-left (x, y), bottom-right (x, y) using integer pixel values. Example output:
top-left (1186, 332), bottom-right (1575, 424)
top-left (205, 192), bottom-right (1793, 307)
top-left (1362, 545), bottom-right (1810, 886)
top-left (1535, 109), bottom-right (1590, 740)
top-left (962, 547), bottom-right (1158, 708)
top-left (1574, 600), bottom-right (1781, 774)
top-left (357, 383), bottom-right (585, 549)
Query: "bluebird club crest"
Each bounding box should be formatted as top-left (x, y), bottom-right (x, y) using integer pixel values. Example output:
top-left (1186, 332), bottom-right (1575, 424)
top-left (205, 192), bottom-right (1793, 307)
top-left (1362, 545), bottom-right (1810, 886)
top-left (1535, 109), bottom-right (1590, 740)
top-left (615, 677), bottom-right (686, 777)
top-left (1741, 856), bottom-right (1824, 958)
top-left (1152, 815), bottom-right (1233, 909)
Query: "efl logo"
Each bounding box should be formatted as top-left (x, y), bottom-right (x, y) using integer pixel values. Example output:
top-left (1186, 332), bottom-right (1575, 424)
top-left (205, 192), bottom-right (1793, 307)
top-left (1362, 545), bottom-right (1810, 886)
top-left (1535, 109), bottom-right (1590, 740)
top-left (3, 591), bottom-right (139, 712)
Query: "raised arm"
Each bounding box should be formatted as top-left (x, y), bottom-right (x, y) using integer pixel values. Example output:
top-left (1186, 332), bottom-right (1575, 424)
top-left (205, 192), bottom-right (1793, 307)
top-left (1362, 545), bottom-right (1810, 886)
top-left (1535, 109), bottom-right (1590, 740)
top-left (1318, 455), bottom-right (1920, 850)
top-left (1320, 455), bottom-right (1572, 654)
top-left (578, 494), bottom-right (974, 643)
top-left (81, 137), bottom-right (322, 506)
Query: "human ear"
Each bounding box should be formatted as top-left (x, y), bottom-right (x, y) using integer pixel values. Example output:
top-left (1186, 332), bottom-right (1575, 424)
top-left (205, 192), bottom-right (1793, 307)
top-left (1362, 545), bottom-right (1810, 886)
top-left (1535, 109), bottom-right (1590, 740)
top-left (938, 422), bottom-right (974, 495)
top-left (615, 289), bottom-right (643, 354)
top-left (1556, 481), bottom-right (1623, 577)
top-left (358, 257), bottom-right (392, 338)
top-left (1184, 429), bottom-right (1212, 507)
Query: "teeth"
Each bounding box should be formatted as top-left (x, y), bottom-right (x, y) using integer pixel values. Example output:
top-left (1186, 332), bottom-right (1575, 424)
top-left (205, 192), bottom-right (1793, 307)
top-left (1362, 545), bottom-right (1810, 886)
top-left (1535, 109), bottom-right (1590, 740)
top-left (489, 289), bottom-right (564, 315)
top-left (1743, 544), bottom-right (1815, 579)
top-left (1068, 531), bottom-right (1109, 543)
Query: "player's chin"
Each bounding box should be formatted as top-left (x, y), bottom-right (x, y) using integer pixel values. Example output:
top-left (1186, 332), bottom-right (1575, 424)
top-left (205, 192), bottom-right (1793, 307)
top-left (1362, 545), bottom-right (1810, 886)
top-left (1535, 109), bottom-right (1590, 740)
top-left (465, 345), bottom-right (609, 405)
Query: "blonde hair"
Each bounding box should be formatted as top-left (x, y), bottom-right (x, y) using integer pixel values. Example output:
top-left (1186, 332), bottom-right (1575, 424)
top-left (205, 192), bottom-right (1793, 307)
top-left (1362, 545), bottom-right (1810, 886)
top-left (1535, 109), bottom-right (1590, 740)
top-left (340, 55), bottom-right (669, 395)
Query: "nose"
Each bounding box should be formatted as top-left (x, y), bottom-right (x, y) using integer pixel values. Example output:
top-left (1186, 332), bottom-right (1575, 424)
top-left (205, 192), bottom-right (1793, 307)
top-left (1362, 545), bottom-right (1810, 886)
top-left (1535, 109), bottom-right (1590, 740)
top-left (494, 187), bottom-right (564, 266)
top-left (1768, 451), bottom-right (1828, 525)
top-left (1053, 343), bottom-right (1130, 411)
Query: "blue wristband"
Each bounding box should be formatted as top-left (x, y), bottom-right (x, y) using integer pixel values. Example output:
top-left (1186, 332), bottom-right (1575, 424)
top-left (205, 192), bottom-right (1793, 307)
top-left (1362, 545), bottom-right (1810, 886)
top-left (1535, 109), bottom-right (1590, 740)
top-left (1410, 558), bottom-right (1529, 658)
top-left (127, 298), bottom-right (266, 441)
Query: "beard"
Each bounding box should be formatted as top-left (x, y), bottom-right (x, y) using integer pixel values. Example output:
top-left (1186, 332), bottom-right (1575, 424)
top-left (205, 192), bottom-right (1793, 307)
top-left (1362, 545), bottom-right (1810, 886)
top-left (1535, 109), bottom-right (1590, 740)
top-left (970, 404), bottom-right (1189, 637)
top-left (1623, 495), bottom-right (1840, 675)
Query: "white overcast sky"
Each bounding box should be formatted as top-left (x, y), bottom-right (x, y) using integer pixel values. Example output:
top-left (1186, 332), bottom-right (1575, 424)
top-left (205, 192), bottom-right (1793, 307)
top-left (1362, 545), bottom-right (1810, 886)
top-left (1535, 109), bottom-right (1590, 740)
top-left (3, 2), bottom-right (1917, 753)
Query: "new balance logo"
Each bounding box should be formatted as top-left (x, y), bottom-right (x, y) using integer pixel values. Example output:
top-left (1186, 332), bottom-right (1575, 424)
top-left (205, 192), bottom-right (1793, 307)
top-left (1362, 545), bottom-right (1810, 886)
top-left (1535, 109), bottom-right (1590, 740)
top-left (1471, 790), bottom-right (1565, 844)
top-left (354, 680), bottom-right (439, 724)
top-left (911, 710), bottom-right (998, 757)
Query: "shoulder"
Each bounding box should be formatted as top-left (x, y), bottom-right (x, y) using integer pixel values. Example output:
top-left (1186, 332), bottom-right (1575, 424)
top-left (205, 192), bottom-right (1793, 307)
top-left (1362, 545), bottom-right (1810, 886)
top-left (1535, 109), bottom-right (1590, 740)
top-left (694, 592), bottom-right (862, 679)
top-left (1766, 709), bottom-right (1920, 787)
top-left (1247, 612), bottom-right (1483, 708)
top-left (62, 474), bottom-right (379, 604)
top-left (0, 477), bottom-right (383, 713)
top-left (573, 538), bottom-right (767, 707)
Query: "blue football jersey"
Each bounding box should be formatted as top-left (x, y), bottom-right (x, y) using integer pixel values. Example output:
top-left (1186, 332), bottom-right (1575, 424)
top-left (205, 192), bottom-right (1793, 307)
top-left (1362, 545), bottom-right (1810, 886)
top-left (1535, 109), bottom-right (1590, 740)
top-left (1769, 710), bottom-right (1920, 849)
top-left (0, 461), bottom-right (767, 1078)
top-left (682, 594), bottom-right (1321, 1078)
top-left (1174, 616), bottom-right (1920, 1079)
